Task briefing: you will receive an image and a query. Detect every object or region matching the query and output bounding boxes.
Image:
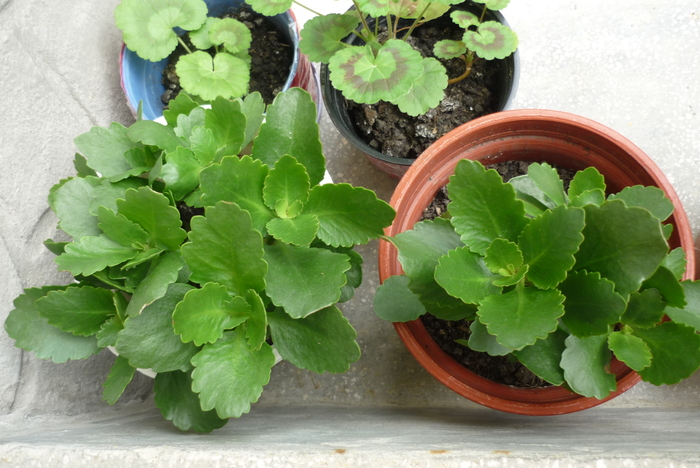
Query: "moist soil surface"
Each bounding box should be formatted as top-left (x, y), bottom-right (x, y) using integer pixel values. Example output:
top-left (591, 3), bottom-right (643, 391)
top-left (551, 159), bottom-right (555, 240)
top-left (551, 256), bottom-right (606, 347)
top-left (348, 15), bottom-right (501, 160)
top-left (162, 6), bottom-right (293, 106)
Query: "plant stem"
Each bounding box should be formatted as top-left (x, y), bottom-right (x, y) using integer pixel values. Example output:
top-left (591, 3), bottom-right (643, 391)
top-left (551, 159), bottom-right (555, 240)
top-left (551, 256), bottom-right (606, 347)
top-left (402, 1), bottom-right (432, 41)
top-left (352, 0), bottom-right (373, 39)
top-left (177, 36), bottom-right (193, 55)
top-left (386, 14), bottom-right (394, 38)
top-left (448, 53), bottom-right (475, 85)
top-left (292, 0), bottom-right (323, 16)
top-left (479, 4), bottom-right (488, 22)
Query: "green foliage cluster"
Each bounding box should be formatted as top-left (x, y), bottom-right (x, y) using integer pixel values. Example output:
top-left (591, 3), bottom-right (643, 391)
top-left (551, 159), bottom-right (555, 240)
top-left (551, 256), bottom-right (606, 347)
top-left (375, 159), bottom-right (700, 399)
top-left (5, 88), bottom-right (395, 432)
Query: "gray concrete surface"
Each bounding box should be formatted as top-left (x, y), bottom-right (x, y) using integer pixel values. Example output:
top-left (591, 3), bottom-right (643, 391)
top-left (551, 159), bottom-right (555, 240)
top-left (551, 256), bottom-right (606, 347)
top-left (1, 0), bottom-right (700, 466)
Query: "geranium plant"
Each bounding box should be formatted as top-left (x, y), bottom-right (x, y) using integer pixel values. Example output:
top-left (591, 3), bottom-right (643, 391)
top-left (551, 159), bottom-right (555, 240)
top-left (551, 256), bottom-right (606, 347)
top-left (5, 88), bottom-right (396, 432)
top-left (374, 159), bottom-right (700, 399)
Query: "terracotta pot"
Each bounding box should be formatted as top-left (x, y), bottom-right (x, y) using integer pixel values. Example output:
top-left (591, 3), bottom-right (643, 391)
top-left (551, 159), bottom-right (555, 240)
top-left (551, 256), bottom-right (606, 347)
top-left (378, 109), bottom-right (696, 415)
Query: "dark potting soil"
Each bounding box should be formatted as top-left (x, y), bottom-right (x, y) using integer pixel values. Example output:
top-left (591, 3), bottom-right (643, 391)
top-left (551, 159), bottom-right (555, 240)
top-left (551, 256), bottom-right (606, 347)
top-left (348, 18), bottom-right (500, 160)
top-left (161, 6), bottom-right (293, 106)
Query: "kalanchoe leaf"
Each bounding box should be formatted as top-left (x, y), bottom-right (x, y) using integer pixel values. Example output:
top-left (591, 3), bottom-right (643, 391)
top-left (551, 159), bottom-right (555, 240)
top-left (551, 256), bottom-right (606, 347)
top-left (435, 246), bottom-right (502, 305)
top-left (633, 322), bottom-right (700, 386)
top-left (118, 187), bottom-right (187, 251)
top-left (115, 0), bottom-right (208, 62)
top-left (122, 247), bottom-right (166, 270)
top-left (569, 189), bottom-right (606, 208)
top-left (463, 21), bottom-right (518, 61)
top-left (127, 120), bottom-right (185, 154)
top-left (177, 51), bottom-right (249, 101)
top-left (74, 123), bottom-right (140, 179)
top-left (191, 327), bottom-right (276, 419)
top-left (263, 243), bottom-right (350, 319)
top-left (97, 317), bottom-right (123, 348)
top-left (154, 370), bottom-right (228, 433)
top-left (74, 153), bottom-right (97, 177)
top-left (662, 248), bottom-right (688, 281)
top-left (568, 167), bottom-right (606, 198)
top-left (266, 215), bottom-right (320, 246)
top-left (620, 289), bottom-right (666, 329)
top-left (374, 275), bottom-right (427, 322)
top-left (339, 249), bottom-right (363, 303)
top-left (263, 155), bottom-right (311, 215)
top-left (43, 240), bottom-right (68, 256)
top-left (299, 13), bottom-right (362, 63)
top-left (160, 147), bottom-right (204, 201)
top-left (174, 107), bottom-right (206, 141)
top-left (557, 271), bottom-right (626, 338)
top-left (328, 40), bottom-right (424, 106)
top-left (427, 301), bottom-right (477, 322)
top-left (485, 238), bottom-right (523, 275)
top-left (467, 318), bottom-right (511, 356)
top-left (189, 17), bottom-right (218, 50)
top-left (641, 266), bottom-right (686, 308)
top-left (608, 185), bottom-right (674, 222)
top-left (55, 235), bottom-right (139, 277)
top-left (35, 286), bottom-right (116, 337)
top-left (209, 18), bottom-right (252, 54)
top-left (448, 159), bottom-right (528, 255)
top-left (527, 163), bottom-right (568, 207)
top-left (49, 176), bottom-right (102, 240)
top-left (89, 178), bottom-right (148, 217)
top-left (450, 10), bottom-right (480, 28)
top-left (508, 175), bottom-right (554, 216)
top-left (102, 355), bottom-right (136, 405)
top-left (665, 281), bottom-right (700, 332)
top-left (245, 0), bottom-right (291, 16)
top-left (560, 334), bottom-right (617, 399)
top-left (491, 264), bottom-right (528, 287)
top-left (433, 40), bottom-right (468, 60)
top-left (244, 290), bottom-right (268, 351)
top-left (269, 306), bottom-right (361, 373)
top-left (240, 92), bottom-right (266, 148)
top-left (187, 126), bottom-right (219, 166)
top-left (163, 93), bottom-right (200, 127)
top-left (125, 251), bottom-right (185, 317)
top-left (97, 206), bottom-right (148, 248)
top-left (607, 332), bottom-right (652, 372)
top-left (513, 327), bottom-right (568, 386)
top-left (389, 0), bottom-right (449, 20)
top-left (391, 58), bottom-right (448, 117)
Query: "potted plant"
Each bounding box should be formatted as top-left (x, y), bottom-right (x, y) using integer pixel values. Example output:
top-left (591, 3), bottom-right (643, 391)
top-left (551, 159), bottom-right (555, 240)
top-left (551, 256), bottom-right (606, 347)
top-left (289, 0), bottom-right (519, 178)
top-left (375, 109), bottom-right (700, 415)
top-left (4, 88), bottom-right (396, 432)
top-left (118, 0), bottom-right (321, 120)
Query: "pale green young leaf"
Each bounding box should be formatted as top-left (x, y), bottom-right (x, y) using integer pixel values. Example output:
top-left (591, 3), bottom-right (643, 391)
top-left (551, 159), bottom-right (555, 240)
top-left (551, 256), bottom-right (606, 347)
top-left (450, 10), bottom-right (480, 28)
top-left (476, 0), bottom-right (511, 10)
top-left (356, 0), bottom-right (393, 16)
top-left (209, 18), bottom-right (251, 54)
top-left (491, 264), bottom-right (529, 287)
top-left (55, 235), bottom-right (139, 276)
top-left (641, 266), bottom-right (686, 308)
top-left (388, 0), bottom-right (449, 20)
top-left (435, 246), bottom-right (501, 305)
top-left (620, 289), bottom-right (665, 329)
top-left (558, 271), bottom-right (626, 337)
top-left (117, 187), bottom-right (187, 251)
top-left (478, 286), bottom-right (565, 350)
top-left (251, 88), bottom-right (325, 186)
top-left (302, 184), bottom-right (395, 247)
top-left (527, 162), bottom-right (568, 207)
top-left (634, 322), bottom-right (700, 385)
top-left (97, 206), bottom-right (149, 248)
top-left (35, 286), bottom-right (116, 337)
top-left (266, 215), bottom-right (319, 246)
top-left (182, 201), bottom-right (267, 295)
top-left (49, 176), bottom-right (102, 240)
top-left (560, 334), bottom-right (617, 399)
top-left (463, 21), bottom-right (518, 60)
top-left (568, 167), bottom-right (606, 198)
top-left (299, 13), bottom-right (361, 63)
top-left (96, 316), bottom-right (123, 348)
top-left (662, 248), bottom-right (688, 281)
top-left (245, 0), bottom-right (291, 16)
top-left (263, 243), bottom-right (350, 319)
top-left (191, 327), bottom-right (276, 418)
top-left (127, 120), bottom-right (185, 154)
top-left (189, 17), bottom-right (218, 50)
top-left (608, 332), bottom-right (652, 372)
top-left (116, 283), bottom-right (199, 373)
top-left (608, 185), bottom-right (674, 222)
top-left (163, 93), bottom-right (200, 127)
top-left (74, 123), bottom-right (139, 178)
top-left (513, 328), bottom-right (568, 386)
top-left (448, 159), bottom-right (528, 255)
top-left (205, 95), bottom-right (247, 158)
top-left (176, 51), bottom-right (250, 101)
top-left (263, 155), bottom-right (311, 214)
top-left (392, 58), bottom-right (448, 117)
top-left (172, 283), bottom-right (250, 346)
top-left (433, 40), bottom-right (467, 60)
top-left (373, 275), bottom-right (427, 322)
top-left (102, 355), bottom-right (136, 405)
top-left (244, 290), bottom-right (267, 351)
top-left (467, 318), bottom-right (511, 356)
top-left (484, 238), bottom-right (523, 275)
top-left (188, 127), bottom-right (219, 166)
top-left (115, 0), bottom-right (208, 61)
top-left (160, 147), bottom-right (204, 201)
top-left (665, 281), bottom-right (700, 332)
top-left (240, 92), bottom-right (266, 148)
top-left (269, 306), bottom-right (360, 374)
top-left (125, 252), bottom-right (185, 316)
top-left (174, 107), bottom-right (206, 141)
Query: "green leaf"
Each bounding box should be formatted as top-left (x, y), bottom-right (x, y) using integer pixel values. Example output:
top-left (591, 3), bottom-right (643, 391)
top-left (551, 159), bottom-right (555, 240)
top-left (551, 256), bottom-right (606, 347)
top-left (608, 332), bottom-right (652, 372)
top-left (97, 317), bottom-right (123, 348)
top-left (463, 21), bottom-right (518, 60)
top-left (569, 189), bottom-right (606, 208)
top-left (299, 13), bottom-right (362, 63)
top-left (477, 0), bottom-right (511, 10)
top-left (199, 156), bottom-right (274, 234)
top-left (244, 290), bottom-right (267, 351)
top-left (240, 92), bottom-right (265, 148)
top-left (491, 265), bottom-right (529, 287)
top-left (176, 51), bottom-right (250, 101)
top-left (188, 17), bottom-right (217, 50)
top-left (450, 10), bottom-right (479, 28)
top-left (435, 246), bottom-right (501, 304)
top-left (389, 0), bottom-right (449, 20)
top-left (245, 0), bottom-right (291, 16)
top-left (477, 285), bottom-right (565, 350)
top-left (356, 0), bottom-right (393, 15)
top-left (191, 327), bottom-right (276, 418)
top-left (558, 270), bottom-right (626, 337)
top-left (172, 283), bottom-right (250, 346)
top-left (302, 184), bottom-right (395, 247)
top-left (608, 185), bottom-right (674, 222)
top-left (160, 147), bottom-right (204, 201)
top-left (467, 318), bottom-right (511, 356)
top-left (448, 159), bottom-right (528, 255)
top-left (97, 206), bottom-right (149, 248)
top-left (164, 93), bottom-right (200, 127)
top-left (433, 40), bottom-right (467, 60)
top-left (89, 177), bottom-right (148, 216)
top-left (116, 283), bottom-right (199, 373)
top-left (115, 0), bottom-right (208, 62)
top-left (527, 163), bottom-right (568, 206)
top-left (392, 58), bottom-right (448, 117)
top-left (560, 334), bottom-right (617, 399)
top-left (154, 370), bottom-right (228, 433)
top-left (263, 155), bottom-right (311, 215)
top-left (574, 200), bottom-right (669, 297)
top-left (125, 251), bottom-right (185, 316)
top-left (102, 356), bottom-right (136, 405)
top-left (5, 287), bottom-right (100, 362)
top-left (568, 167), bottom-right (606, 198)
top-left (266, 215), bottom-right (319, 246)
top-left (620, 289), bottom-right (666, 328)
top-left (74, 123), bottom-right (139, 178)
top-left (74, 153), bottom-right (97, 177)
top-left (514, 328), bottom-right (568, 386)
top-left (127, 120), bottom-right (184, 154)
top-left (633, 322), bottom-right (700, 385)
top-left (209, 17), bottom-right (251, 54)
top-left (56, 235), bottom-right (139, 276)
top-left (264, 243), bottom-right (350, 319)
top-left (662, 248), bottom-right (688, 281)
top-left (49, 176), bottom-right (102, 240)
top-left (117, 187), bottom-right (187, 251)
top-left (183, 202), bottom-right (267, 295)
top-left (426, 301), bottom-right (477, 322)
top-left (35, 286), bottom-right (116, 337)
top-left (268, 306), bottom-right (360, 373)
top-left (205, 96), bottom-right (247, 158)
top-left (44, 239), bottom-right (68, 256)
top-left (122, 247), bottom-right (166, 270)
top-left (339, 249), bottom-right (363, 303)
top-left (188, 127), bottom-right (219, 167)
top-left (373, 275), bottom-right (427, 322)
top-left (665, 281), bottom-right (700, 332)
top-left (641, 266), bottom-right (686, 308)
top-left (174, 107), bottom-right (206, 140)
top-left (484, 239), bottom-right (523, 275)
top-left (251, 87), bottom-right (325, 186)
top-left (508, 175), bottom-right (554, 216)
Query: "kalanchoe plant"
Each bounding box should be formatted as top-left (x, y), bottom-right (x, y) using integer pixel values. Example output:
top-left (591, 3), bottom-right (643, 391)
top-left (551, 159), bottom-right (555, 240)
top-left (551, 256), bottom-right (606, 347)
top-left (5, 88), bottom-right (396, 432)
top-left (374, 159), bottom-right (700, 399)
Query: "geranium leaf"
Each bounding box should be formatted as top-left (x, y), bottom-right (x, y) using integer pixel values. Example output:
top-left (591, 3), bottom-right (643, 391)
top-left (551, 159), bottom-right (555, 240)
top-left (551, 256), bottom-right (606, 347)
top-left (74, 123), bottom-right (139, 178)
top-left (373, 275), bottom-right (427, 322)
top-left (620, 289), bottom-right (666, 329)
top-left (263, 243), bottom-right (350, 319)
top-left (356, 0), bottom-right (393, 16)
top-left (484, 238), bottom-right (523, 275)
top-left (189, 17), bottom-right (217, 50)
top-left (208, 17), bottom-right (251, 54)
top-left (55, 235), bottom-right (139, 277)
top-left (389, 0), bottom-right (449, 20)
top-left (476, 0), bottom-right (511, 10)
top-left (527, 162), bottom-right (568, 207)
top-left (608, 185), bottom-right (674, 222)
top-left (302, 184), bottom-right (394, 247)
top-left (662, 248), bottom-right (688, 281)
top-left (172, 283), bottom-right (250, 346)
top-left (568, 167), bottom-right (606, 198)
top-left (115, 0), bottom-right (208, 61)
top-left (463, 21), bottom-right (518, 61)
top-left (35, 286), bottom-right (115, 337)
top-left (251, 87), bottom-right (325, 186)
top-left (558, 271), bottom-right (626, 337)
top-left (163, 93), bottom-right (200, 127)
top-left (435, 246), bottom-right (501, 305)
top-left (450, 10), bottom-right (479, 28)
top-left (269, 306), bottom-right (360, 373)
top-left (560, 334), bottom-right (617, 399)
top-left (608, 332), bottom-right (651, 372)
top-left (191, 327), bottom-right (276, 418)
top-left (449, 159), bottom-right (528, 255)
top-left (97, 206), bottom-right (149, 248)
top-left (666, 281), bottom-right (700, 332)
top-left (102, 355), bottom-right (136, 405)
top-left (433, 40), bottom-right (467, 60)
top-left (49, 176), bottom-right (102, 240)
top-left (299, 13), bottom-right (361, 63)
top-left (392, 58), bottom-right (448, 117)
top-left (127, 120), bottom-right (184, 154)
top-left (176, 51), bottom-right (250, 101)
top-left (266, 215), bottom-right (319, 246)
top-left (245, 0), bottom-right (291, 16)
top-left (514, 327), bottom-right (568, 386)
top-left (205, 95), bottom-right (247, 158)
top-left (641, 266), bottom-right (686, 308)
top-left (574, 200), bottom-right (669, 297)
top-left (328, 40), bottom-right (424, 106)
top-left (467, 318), bottom-right (511, 356)
top-left (477, 286), bottom-right (565, 350)
top-left (117, 187), bottom-right (187, 251)
top-left (160, 147), bottom-right (204, 201)
top-left (244, 290), bottom-right (267, 351)
top-left (183, 201), bottom-right (267, 295)
top-left (263, 155), bottom-right (311, 214)
top-left (633, 322), bottom-right (700, 385)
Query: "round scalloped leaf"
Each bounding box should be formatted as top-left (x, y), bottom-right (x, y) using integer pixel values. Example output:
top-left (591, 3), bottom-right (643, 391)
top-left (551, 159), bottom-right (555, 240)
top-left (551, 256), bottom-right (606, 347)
top-left (608, 185), bottom-right (674, 222)
top-left (245, 0), bottom-right (292, 16)
top-left (561, 334), bottom-right (617, 399)
top-left (117, 187), bottom-right (187, 251)
top-left (392, 58), bottom-right (448, 116)
top-left (608, 332), bottom-right (652, 372)
top-left (473, 0), bottom-right (511, 10)
top-left (209, 18), bottom-right (252, 54)
top-left (450, 10), bottom-right (479, 28)
top-left (35, 286), bottom-right (116, 337)
top-left (263, 155), bottom-right (310, 214)
top-left (527, 163), bottom-right (568, 207)
top-left (568, 167), bottom-right (606, 198)
top-left (389, 0), bottom-right (449, 20)
top-left (641, 266), bottom-right (686, 308)
top-left (176, 51), bottom-right (249, 101)
top-left (328, 40), bottom-right (424, 105)
top-left (434, 40), bottom-right (467, 60)
top-left (189, 17), bottom-right (218, 50)
top-left (374, 275), bottom-right (427, 323)
top-left (666, 281), bottom-right (700, 332)
top-left (467, 318), bottom-right (512, 356)
top-left (266, 215), bottom-right (319, 246)
top-left (435, 246), bottom-right (502, 305)
top-left (356, 0), bottom-right (392, 16)
top-left (115, 0), bottom-right (208, 62)
top-left (633, 322), bottom-right (700, 386)
top-left (485, 238), bottom-right (523, 275)
top-left (463, 21), bottom-right (518, 61)
top-left (299, 13), bottom-right (362, 63)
